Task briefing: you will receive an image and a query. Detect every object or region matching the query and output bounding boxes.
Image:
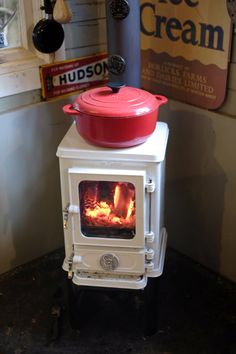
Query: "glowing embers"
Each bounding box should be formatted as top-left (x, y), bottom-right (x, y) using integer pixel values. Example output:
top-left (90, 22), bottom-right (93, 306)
top-left (79, 181), bottom-right (136, 239)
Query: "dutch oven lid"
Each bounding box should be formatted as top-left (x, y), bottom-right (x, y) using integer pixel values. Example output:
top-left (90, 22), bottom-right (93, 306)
top-left (72, 83), bottom-right (160, 118)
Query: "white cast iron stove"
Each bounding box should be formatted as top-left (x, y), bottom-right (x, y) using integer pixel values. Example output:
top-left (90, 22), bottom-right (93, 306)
top-left (57, 121), bottom-right (169, 290)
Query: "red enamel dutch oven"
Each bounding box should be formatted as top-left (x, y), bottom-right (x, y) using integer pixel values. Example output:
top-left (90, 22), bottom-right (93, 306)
top-left (63, 83), bottom-right (168, 148)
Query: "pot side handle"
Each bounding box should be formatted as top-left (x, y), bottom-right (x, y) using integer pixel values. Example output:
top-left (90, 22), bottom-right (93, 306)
top-left (155, 95), bottom-right (168, 107)
top-left (63, 104), bottom-right (80, 116)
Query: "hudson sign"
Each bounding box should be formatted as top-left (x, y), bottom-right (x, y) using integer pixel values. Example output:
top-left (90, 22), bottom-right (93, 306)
top-left (40, 53), bottom-right (108, 100)
top-left (140, 0), bottom-right (232, 109)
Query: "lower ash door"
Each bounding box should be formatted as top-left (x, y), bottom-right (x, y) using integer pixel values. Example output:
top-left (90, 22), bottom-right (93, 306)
top-left (68, 167), bottom-right (146, 248)
top-left (72, 246), bottom-right (145, 274)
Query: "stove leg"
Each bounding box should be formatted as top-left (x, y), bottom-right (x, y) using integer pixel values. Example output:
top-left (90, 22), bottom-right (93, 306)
top-left (143, 277), bottom-right (161, 337)
top-left (66, 278), bottom-right (84, 330)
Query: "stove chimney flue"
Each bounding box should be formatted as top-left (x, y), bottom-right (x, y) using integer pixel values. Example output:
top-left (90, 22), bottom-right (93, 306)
top-left (105, 0), bottom-right (141, 88)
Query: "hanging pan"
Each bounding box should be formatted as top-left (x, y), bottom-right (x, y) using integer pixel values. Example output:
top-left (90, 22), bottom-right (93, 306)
top-left (32, 0), bottom-right (64, 54)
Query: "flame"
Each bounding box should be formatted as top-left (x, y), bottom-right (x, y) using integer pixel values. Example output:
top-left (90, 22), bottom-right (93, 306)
top-left (126, 199), bottom-right (134, 220)
top-left (83, 182), bottom-right (135, 228)
top-left (114, 185), bottom-right (120, 209)
top-left (85, 201), bottom-right (111, 218)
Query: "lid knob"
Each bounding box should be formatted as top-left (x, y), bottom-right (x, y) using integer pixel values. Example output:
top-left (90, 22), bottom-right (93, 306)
top-left (108, 82), bottom-right (126, 93)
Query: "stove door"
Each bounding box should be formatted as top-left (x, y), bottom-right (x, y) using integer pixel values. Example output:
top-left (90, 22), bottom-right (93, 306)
top-left (68, 167), bottom-right (146, 248)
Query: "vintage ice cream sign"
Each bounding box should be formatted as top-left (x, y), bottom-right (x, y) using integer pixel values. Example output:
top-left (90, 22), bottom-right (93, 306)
top-left (141, 0), bottom-right (232, 109)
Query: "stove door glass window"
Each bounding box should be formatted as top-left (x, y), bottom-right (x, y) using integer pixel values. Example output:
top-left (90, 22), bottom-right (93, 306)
top-left (79, 180), bottom-right (136, 239)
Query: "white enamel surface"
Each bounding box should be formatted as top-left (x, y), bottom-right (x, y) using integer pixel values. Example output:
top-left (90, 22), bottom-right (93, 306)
top-left (57, 122), bottom-right (169, 162)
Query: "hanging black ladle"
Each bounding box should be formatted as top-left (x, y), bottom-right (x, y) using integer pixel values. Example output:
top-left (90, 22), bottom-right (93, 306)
top-left (32, 0), bottom-right (64, 54)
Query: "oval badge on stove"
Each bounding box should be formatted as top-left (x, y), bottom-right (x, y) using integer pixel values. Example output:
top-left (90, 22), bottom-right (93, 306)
top-left (100, 254), bottom-right (119, 271)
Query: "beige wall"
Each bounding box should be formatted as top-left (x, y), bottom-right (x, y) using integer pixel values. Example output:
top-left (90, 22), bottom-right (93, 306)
top-left (160, 101), bottom-right (236, 282)
top-left (0, 99), bottom-right (73, 274)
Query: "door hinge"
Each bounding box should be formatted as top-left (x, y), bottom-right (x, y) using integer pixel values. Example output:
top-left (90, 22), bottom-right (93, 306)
top-left (145, 180), bottom-right (155, 193)
top-left (145, 231), bottom-right (155, 243)
top-left (145, 248), bottom-right (155, 272)
top-left (63, 203), bottom-right (79, 229)
top-left (145, 248), bottom-right (155, 261)
top-left (145, 261), bottom-right (154, 272)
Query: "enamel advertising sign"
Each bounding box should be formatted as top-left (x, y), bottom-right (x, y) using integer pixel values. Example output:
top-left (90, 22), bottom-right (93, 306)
top-left (40, 53), bottom-right (108, 100)
top-left (141, 0), bottom-right (232, 109)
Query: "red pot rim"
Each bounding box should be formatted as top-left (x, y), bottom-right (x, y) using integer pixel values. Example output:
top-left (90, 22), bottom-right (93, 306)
top-left (72, 86), bottom-right (167, 118)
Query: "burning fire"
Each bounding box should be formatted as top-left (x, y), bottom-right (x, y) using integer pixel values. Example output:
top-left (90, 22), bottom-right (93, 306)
top-left (82, 182), bottom-right (135, 228)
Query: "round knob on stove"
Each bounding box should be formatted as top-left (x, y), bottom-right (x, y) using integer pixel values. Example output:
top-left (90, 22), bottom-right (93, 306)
top-left (109, 0), bottom-right (130, 20)
top-left (108, 55), bottom-right (126, 76)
